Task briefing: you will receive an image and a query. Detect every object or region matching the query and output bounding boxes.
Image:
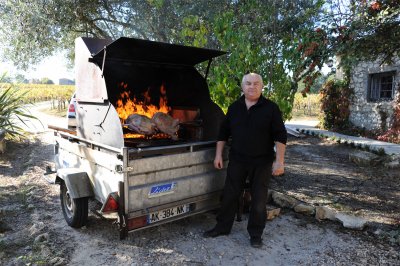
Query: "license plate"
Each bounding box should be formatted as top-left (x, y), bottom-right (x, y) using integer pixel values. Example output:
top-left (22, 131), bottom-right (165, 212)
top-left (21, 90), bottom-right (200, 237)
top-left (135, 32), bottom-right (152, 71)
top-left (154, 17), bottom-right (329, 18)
top-left (147, 204), bottom-right (190, 224)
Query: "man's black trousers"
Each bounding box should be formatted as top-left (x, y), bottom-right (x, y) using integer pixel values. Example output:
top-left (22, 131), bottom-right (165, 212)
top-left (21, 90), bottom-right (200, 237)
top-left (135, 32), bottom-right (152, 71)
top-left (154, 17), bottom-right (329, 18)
top-left (215, 159), bottom-right (272, 238)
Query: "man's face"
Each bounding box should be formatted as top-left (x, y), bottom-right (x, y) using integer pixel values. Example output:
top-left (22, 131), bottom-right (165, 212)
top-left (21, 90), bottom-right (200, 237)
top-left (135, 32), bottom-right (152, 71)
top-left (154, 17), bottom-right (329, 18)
top-left (242, 75), bottom-right (263, 101)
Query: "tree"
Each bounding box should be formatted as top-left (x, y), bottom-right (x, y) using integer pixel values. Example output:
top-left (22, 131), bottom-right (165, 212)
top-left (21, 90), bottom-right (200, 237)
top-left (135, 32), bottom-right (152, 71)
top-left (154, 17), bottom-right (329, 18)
top-left (319, 0), bottom-right (400, 67)
top-left (14, 74), bottom-right (28, 84)
top-left (0, 0), bottom-right (324, 120)
top-left (205, 0), bottom-right (325, 119)
top-left (30, 78), bottom-right (41, 84)
top-left (284, 0), bottom-right (400, 98)
top-left (40, 77), bottom-right (54, 84)
top-left (298, 74), bottom-right (329, 94)
top-left (0, 1), bottom-right (230, 69)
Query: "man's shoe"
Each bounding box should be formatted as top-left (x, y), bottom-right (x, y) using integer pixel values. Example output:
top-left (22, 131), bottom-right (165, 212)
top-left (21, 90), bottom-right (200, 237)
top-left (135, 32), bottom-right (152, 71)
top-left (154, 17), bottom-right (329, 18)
top-left (203, 228), bottom-right (230, 238)
top-left (250, 237), bottom-right (263, 248)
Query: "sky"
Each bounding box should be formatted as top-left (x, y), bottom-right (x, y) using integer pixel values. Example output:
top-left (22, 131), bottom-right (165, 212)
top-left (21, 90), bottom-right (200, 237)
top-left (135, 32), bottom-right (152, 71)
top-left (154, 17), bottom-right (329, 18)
top-left (0, 52), bottom-right (74, 83)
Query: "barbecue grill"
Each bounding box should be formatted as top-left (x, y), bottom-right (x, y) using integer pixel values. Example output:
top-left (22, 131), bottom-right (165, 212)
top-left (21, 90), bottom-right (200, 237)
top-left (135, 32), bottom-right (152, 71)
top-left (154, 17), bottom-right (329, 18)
top-left (75, 37), bottom-right (226, 149)
top-left (52, 37), bottom-right (228, 239)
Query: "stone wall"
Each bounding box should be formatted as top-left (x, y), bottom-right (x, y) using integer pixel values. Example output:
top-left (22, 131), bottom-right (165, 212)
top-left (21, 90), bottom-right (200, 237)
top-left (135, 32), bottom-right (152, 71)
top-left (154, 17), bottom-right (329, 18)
top-left (349, 58), bottom-right (400, 131)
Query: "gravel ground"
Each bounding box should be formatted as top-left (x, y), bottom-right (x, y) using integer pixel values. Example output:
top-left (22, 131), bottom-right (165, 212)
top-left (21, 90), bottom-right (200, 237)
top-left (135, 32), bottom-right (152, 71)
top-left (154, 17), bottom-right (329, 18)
top-left (0, 109), bottom-right (399, 265)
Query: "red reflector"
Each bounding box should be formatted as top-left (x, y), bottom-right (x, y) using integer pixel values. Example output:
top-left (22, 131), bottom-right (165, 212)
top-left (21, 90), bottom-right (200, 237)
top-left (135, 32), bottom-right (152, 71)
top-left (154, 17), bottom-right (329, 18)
top-left (102, 194), bottom-right (119, 213)
top-left (127, 216), bottom-right (148, 230)
top-left (68, 104), bottom-right (75, 112)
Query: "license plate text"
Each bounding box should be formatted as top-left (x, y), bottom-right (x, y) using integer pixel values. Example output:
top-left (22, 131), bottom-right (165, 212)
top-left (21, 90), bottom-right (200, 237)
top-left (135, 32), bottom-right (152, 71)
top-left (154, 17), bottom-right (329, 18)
top-left (148, 204), bottom-right (189, 224)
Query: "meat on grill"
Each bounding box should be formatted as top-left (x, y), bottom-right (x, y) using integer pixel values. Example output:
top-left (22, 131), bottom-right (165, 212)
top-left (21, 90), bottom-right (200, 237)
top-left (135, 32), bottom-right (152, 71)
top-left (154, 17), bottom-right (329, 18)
top-left (152, 112), bottom-right (179, 140)
top-left (125, 114), bottom-right (156, 135)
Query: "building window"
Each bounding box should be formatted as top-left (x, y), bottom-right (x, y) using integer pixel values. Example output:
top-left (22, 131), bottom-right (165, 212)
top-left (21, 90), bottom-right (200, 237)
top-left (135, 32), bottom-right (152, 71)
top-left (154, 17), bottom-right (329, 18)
top-left (368, 71), bottom-right (395, 101)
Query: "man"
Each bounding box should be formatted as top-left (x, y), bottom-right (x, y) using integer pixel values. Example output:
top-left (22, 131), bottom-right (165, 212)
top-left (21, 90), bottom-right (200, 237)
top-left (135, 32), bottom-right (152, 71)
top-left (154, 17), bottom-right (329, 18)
top-left (203, 73), bottom-right (287, 248)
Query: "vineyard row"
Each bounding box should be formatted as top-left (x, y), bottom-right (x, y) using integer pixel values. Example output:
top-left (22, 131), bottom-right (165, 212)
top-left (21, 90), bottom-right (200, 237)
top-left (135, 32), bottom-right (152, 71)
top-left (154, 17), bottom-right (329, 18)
top-left (0, 83), bottom-right (75, 103)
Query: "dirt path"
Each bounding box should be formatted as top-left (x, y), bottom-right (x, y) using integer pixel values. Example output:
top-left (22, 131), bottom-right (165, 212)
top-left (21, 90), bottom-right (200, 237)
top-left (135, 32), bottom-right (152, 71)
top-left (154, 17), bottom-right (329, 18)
top-left (0, 120), bottom-right (399, 265)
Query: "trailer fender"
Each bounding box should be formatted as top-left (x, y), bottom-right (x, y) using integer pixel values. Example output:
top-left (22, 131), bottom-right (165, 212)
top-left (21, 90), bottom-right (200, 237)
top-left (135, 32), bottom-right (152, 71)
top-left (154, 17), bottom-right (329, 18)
top-left (55, 168), bottom-right (94, 199)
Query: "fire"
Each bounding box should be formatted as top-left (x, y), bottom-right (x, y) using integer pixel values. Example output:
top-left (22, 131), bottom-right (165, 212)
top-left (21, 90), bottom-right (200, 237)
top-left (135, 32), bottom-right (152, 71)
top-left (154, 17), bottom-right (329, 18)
top-left (116, 82), bottom-right (173, 139)
top-left (124, 133), bottom-right (171, 139)
top-left (116, 82), bottom-right (170, 121)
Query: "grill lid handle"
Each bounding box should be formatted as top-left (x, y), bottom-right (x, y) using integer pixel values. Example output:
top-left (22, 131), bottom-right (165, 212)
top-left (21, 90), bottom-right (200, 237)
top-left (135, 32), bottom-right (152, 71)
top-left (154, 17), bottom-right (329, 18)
top-left (101, 46), bottom-right (107, 78)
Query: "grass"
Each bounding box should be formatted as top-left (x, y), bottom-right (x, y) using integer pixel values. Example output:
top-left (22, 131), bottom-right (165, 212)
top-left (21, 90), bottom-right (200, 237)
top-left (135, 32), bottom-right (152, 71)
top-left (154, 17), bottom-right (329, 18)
top-left (15, 185), bottom-right (36, 206)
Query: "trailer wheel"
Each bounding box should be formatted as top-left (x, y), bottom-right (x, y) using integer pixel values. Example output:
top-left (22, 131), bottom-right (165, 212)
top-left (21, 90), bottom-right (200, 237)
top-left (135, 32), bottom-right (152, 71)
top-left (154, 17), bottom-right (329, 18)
top-left (60, 181), bottom-right (88, 228)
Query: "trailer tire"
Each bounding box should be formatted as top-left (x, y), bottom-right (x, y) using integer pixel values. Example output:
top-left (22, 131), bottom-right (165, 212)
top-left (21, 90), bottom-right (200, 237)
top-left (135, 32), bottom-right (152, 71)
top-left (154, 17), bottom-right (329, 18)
top-left (60, 181), bottom-right (88, 228)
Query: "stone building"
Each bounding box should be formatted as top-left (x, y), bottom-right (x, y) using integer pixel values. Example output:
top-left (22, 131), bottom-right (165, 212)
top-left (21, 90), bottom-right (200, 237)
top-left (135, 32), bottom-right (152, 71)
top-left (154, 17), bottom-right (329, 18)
top-left (348, 57), bottom-right (399, 131)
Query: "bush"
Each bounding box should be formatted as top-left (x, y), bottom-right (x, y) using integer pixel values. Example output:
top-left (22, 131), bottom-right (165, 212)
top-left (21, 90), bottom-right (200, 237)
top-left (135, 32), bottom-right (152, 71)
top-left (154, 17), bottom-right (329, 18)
top-left (320, 79), bottom-right (352, 130)
top-left (0, 81), bottom-right (39, 139)
top-left (377, 85), bottom-right (400, 144)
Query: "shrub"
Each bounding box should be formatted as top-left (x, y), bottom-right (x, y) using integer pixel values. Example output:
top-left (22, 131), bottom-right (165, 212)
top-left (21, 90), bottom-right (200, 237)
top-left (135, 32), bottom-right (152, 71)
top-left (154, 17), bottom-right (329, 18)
top-left (320, 79), bottom-right (352, 130)
top-left (374, 148), bottom-right (386, 156)
top-left (377, 85), bottom-right (400, 144)
top-left (0, 81), bottom-right (39, 139)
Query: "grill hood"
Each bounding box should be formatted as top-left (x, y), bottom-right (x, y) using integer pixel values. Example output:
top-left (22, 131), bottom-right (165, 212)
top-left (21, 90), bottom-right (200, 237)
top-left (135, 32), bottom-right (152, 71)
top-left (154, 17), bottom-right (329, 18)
top-left (74, 37), bottom-right (226, 149)
top-left (75, 37), bottom-right (226, 103)
top-left (91, 37), bottom-right (226, 67)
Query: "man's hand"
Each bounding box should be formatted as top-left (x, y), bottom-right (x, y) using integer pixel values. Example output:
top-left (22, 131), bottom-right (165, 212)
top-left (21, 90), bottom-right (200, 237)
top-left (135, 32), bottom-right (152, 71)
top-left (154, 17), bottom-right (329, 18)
top-left (273, 141), bottom-right (286, 176)
top-left (214, 141), bottom-right (226, 170)
top-left (214, 155), bottom-right (224, 169)
top-left (272, 161), bottom-right (284, 176)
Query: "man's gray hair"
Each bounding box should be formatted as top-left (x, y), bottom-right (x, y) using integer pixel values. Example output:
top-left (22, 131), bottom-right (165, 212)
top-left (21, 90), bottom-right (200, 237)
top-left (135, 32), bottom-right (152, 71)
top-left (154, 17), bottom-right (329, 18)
top-left (241, 73), bottom-right (264, 88)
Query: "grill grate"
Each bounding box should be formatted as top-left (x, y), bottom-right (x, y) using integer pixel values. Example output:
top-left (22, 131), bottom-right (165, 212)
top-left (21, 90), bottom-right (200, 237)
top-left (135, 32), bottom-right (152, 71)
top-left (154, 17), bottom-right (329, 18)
top-left (124, 138), bottom-right (186, 148)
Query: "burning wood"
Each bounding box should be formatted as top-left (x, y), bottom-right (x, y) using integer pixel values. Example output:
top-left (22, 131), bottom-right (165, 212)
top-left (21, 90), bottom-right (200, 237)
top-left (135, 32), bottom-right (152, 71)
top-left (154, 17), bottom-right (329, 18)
top-left (123, 133), bottom-right (171, 139)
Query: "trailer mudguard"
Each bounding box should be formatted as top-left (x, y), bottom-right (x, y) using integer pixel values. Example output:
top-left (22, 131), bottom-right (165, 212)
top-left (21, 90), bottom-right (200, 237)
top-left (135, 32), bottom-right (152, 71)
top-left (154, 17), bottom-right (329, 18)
top-left (55, 168), bottom-right (94, 199)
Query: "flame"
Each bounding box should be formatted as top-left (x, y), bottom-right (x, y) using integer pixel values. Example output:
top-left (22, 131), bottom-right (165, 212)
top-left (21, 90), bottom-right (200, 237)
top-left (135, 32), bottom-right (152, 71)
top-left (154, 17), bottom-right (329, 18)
top-left (124, 133), bottom-right (145, 139)
top-left (116, 82), bottom-right (170, 121)
top-left (123, 133), bottom-right (171, 139)
top-left (116, 82), bottom-right (173, 139)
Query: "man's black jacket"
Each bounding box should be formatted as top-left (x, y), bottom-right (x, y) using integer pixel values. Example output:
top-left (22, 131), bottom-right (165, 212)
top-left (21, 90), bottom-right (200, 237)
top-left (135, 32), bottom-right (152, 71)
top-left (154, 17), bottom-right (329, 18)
top-left (218, 95), bottom-right (287, 165)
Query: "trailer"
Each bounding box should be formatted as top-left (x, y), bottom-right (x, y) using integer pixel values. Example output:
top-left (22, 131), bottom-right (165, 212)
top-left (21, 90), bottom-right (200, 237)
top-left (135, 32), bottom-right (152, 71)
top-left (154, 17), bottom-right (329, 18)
top-left (51, 37), bottom-right (227, 239)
